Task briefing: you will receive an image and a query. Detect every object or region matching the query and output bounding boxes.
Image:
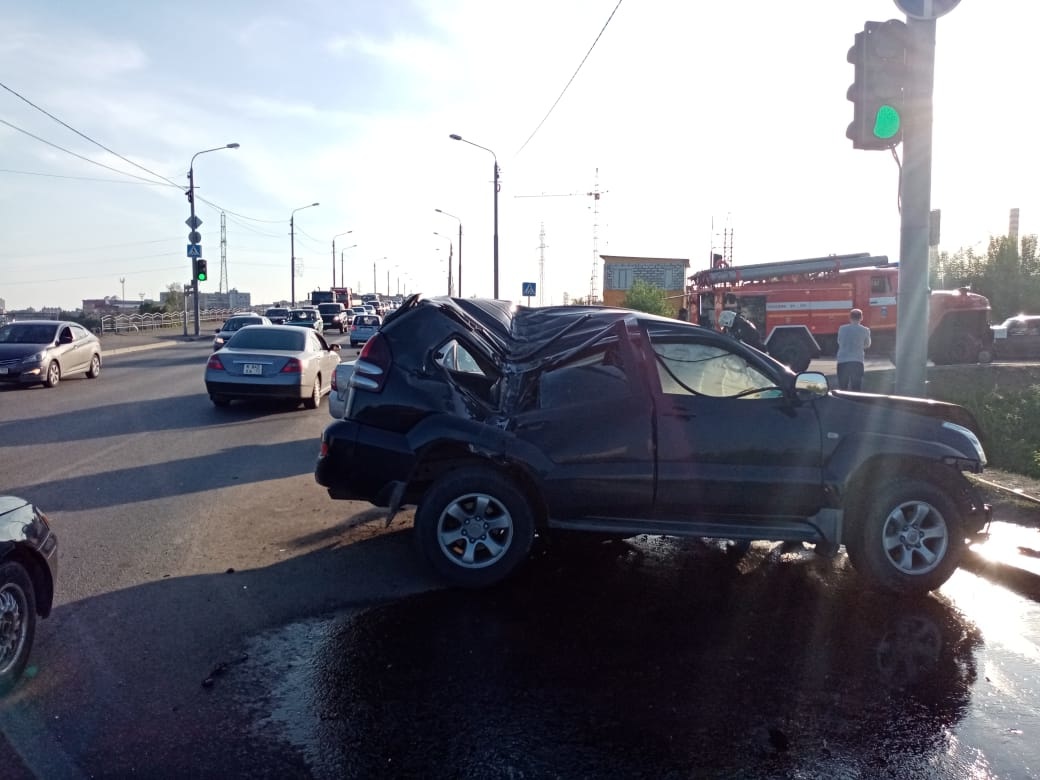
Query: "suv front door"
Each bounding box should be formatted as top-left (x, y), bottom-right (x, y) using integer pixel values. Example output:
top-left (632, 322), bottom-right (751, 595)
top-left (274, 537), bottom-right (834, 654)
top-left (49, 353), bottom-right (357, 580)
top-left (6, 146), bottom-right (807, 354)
top-left (645, 326), bottom-right (824, 519)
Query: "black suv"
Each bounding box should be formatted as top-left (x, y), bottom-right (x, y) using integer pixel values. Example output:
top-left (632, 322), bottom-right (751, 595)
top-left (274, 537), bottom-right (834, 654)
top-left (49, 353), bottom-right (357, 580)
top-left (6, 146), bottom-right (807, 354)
top-left (317, 303), bottom-right (348, 333)
top-left (315, 296), bottom-right (990, 593)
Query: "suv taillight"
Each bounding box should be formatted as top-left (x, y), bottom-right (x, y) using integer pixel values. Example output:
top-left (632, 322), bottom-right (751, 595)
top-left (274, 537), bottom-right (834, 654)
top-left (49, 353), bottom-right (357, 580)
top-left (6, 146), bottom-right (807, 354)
top-left (351, 332), bottom-right (392, 392)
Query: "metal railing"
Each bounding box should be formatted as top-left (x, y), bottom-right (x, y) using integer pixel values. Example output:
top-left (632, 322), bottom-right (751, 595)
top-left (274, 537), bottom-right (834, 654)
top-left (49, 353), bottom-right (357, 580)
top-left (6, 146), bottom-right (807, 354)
top-left (99, 309), bottom-right (238, 334)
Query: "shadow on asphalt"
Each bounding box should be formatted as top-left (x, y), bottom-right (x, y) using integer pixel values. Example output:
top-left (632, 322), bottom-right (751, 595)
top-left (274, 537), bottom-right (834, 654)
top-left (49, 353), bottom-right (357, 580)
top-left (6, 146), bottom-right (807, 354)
top-left (245, 536), bottom-right (990, 779)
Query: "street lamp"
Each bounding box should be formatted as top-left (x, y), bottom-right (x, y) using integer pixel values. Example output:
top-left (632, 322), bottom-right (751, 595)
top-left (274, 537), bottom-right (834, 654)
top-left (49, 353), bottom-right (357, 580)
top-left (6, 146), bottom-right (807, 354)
top-left (187, 142), bottom-right (239, 335)
top-left (290, 202), bottom-right (320, 306)
top-left (340, 244), bottom-right (357, 293)
top-left (331, 230), bottom-right (352, 288)
top-left (449, 134), bottom-right (499, 298)
top-left (435, 208), bottom-right (462, 297)
top-left (433, 232), bottom-right (454, 295)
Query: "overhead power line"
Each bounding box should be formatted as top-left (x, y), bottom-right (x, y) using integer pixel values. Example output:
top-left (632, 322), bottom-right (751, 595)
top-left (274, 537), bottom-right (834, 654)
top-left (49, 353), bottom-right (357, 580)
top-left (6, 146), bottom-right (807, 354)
top-left (514, 0), bottom-right (625, 157)
top-left (0, 79), bottom-right (180, 187)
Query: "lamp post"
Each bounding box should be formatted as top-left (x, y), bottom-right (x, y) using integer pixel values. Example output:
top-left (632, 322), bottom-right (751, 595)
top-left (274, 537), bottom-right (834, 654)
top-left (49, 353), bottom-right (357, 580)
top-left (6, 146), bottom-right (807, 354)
top-left (340, 244), bottom-right (357, 293)
top-left (331, 231), bottom-right (352, 288)
top-left (290, 202), bottom-right (320, 306)
top-left (449, 134), bottom-right (498, 298)
top-left (435, 208), bottom-right (462, 297)
top-left (433, 232), bottom-right (454, 295)
top-left (187, 142), bottom-right (239, 335)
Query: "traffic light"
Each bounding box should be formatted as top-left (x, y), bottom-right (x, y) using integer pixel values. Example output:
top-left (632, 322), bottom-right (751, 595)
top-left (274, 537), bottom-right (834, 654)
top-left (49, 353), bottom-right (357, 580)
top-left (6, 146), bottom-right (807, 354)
top-left (195, 258), bottom-right (208, 282)
top-left (847, 20), bottom-right (907, 150)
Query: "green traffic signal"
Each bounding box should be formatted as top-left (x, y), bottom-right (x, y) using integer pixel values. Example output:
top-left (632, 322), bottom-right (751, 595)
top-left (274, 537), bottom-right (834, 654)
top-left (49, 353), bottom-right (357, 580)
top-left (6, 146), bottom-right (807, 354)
top-left (873, 104), bottom-right (901, 140)
top-left (196, 259), bottom-right (208, 282)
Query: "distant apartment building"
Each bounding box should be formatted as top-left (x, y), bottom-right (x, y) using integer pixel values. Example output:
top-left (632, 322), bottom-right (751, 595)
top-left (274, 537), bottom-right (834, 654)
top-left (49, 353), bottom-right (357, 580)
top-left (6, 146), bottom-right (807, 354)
top-left (600, 255), bottom-right (690, 317)
top-left (197, 289), bottom-right (252, 311)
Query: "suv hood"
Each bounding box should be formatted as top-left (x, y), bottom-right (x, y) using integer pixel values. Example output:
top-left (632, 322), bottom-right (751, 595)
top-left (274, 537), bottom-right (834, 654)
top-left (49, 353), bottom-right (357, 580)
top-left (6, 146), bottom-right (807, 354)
top-left (838, 391), bottom-right (982, 436)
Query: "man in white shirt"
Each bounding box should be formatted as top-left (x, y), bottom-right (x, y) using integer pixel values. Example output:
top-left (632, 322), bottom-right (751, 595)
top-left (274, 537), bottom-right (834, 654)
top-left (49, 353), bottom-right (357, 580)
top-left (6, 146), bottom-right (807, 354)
top-left (836, 308), bottom-right (871, 390)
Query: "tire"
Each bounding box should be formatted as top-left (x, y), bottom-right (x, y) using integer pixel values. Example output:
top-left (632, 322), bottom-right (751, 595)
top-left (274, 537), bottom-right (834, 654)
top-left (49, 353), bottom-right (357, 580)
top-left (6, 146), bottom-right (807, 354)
top-left (0, 561), bottom-right (37, 695)
top-left (846, 478), bottom-right (964, 594)
top-left (86, 354), bottom-right (102, 379)
top-left (414, 467), bottom-right (535, 588)
top-left (303, 375), bottom-right (321, 409)
top-left (769, 335), bottom-right (811, 373)
top-left (210, 395), bottom-right (231, 407)
top-left (931, 333), bottom-right (980, 365)
top-left (43, 361), bottom-right (60, 388)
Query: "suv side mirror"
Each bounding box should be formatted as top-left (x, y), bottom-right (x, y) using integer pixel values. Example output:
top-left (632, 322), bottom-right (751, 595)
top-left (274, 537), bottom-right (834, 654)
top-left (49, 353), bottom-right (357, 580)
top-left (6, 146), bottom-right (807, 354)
top-left (794, 371), bottom-right (830, 399)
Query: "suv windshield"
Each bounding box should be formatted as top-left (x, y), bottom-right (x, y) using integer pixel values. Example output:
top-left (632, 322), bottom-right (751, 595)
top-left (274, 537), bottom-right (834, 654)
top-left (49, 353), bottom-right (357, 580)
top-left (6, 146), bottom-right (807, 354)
top-left (318, 304), bottom-right (342, 314)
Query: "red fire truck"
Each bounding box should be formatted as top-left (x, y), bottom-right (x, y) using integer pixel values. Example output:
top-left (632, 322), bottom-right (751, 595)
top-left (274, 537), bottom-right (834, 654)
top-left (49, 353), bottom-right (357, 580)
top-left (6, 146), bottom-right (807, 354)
top-left (687, 252), bottom-right (993, 372)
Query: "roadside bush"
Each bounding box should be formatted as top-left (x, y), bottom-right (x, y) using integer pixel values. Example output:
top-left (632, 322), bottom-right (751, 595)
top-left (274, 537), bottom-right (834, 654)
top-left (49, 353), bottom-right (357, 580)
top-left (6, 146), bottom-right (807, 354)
top-left (930, 382), bottom-right (1040, 478)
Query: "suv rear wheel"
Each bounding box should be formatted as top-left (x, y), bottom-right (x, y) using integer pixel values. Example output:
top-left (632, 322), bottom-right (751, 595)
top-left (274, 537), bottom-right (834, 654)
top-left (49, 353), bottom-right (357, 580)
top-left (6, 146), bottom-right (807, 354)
top-left (846, 478), bottom-right (963, 594)
top-left (414, 467), bottom-right (535, 588)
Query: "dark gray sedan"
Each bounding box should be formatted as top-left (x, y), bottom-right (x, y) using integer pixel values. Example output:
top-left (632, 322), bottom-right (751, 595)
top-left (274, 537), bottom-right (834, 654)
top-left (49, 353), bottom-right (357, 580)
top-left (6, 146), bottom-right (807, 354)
top-left (0, 320), bottom-right (102, 387)
top-left (204, 325), bottom-right (341, 409)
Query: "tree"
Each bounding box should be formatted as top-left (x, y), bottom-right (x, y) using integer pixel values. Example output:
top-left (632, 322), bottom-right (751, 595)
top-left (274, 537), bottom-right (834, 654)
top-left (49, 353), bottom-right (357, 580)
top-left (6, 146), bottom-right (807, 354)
top-left (163, 283), bottom-right (185, 314)
top-left (622, 279), bottom-right (669, 316)
top-left (931, 233), bottom-right (1040, 320)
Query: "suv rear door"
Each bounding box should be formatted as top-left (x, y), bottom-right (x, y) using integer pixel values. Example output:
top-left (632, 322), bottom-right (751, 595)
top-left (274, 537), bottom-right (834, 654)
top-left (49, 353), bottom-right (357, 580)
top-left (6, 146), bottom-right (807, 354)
top-left (644, 324), bottom-right (825, 518)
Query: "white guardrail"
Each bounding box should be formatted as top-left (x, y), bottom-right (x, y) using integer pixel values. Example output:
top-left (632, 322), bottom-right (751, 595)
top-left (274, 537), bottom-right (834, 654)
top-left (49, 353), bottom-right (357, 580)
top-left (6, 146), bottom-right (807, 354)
top-left (99, 309), bottom-right (240, 333)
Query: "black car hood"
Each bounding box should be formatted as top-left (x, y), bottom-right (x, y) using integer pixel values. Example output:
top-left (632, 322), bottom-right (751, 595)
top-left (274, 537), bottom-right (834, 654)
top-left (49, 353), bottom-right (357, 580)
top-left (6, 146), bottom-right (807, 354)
top-left (835, 390), bottom-right (981, 435)
top-left (0, 342), bottom-right (48, 359)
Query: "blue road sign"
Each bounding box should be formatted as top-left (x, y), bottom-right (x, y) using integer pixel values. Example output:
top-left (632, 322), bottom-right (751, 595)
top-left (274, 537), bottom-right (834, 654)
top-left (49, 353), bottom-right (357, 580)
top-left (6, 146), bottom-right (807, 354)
top-left (522, 282), bottom-right (536, 297)
top-left (187, 244), bottom-right (202, 258)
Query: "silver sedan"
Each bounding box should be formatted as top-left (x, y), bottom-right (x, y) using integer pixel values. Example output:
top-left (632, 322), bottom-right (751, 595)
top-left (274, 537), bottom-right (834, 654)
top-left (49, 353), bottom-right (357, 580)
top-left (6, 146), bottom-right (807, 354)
top-left (204, 325), bottom-right (341, 409)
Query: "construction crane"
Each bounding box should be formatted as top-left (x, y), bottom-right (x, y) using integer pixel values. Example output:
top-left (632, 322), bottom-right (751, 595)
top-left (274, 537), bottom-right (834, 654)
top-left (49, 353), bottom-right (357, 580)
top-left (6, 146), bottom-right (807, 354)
top-left (515, 170), bottom-right (607, 304)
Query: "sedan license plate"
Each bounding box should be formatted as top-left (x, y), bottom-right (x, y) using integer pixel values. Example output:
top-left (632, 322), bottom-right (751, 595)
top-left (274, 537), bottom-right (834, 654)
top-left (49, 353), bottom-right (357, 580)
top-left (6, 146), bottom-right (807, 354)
top-left (243, 363), bottom-right (263, 375)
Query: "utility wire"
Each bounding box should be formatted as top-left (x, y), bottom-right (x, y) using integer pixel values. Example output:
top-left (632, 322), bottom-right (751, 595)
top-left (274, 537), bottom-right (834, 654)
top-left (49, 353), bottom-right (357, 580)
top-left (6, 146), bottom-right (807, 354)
top-left (0, 79), bottom-right (180, 187)
top-left (1, 82), bottom-right (287, 224)
top-left (514, 0), bottom-right (624, 157)
top-left (0, 118), bottom-right (180, 186)
top-left (0, 168), bottom-right (171, 185)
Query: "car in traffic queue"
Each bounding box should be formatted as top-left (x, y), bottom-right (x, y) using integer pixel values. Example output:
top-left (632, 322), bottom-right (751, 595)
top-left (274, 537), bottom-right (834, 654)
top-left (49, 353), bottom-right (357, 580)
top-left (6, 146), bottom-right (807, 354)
top-left (315, 295), bottom-right (991, 595)
top-left (213, 314), bottom-right (271, 352)
top-left (0, 320), bottom-right (103, 388)
top-left (284, 308), bottom-right (324, 335)
top-left (317, 302), bottom-right (348, 334)
top-left (264, 307), bottom-right (290, 324)
top-left (348, 314), bottom-right (381, 348)
top-left (991, 314), bottom-right (1040, 359)
top-left (205, 324), bottom-right (341, 409)
top-left (0, 495), bottom-right (58, 695)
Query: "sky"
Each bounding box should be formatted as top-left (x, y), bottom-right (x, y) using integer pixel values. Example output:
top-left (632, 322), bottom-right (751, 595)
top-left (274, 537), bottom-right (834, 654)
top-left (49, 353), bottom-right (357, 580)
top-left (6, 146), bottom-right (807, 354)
top-left (1, 0), bottom-right (1037, 312)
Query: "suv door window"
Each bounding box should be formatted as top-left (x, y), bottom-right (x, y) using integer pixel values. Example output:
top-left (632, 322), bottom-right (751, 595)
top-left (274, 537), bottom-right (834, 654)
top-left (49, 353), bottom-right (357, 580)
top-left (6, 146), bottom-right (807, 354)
top-left (652, 341), bottom-right (780, 399)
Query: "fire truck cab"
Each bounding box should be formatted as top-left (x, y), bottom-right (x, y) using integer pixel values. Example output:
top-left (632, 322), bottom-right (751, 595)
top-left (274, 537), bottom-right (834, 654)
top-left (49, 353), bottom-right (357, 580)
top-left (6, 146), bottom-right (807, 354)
top-left (689, 253), bottom-right (993, 372)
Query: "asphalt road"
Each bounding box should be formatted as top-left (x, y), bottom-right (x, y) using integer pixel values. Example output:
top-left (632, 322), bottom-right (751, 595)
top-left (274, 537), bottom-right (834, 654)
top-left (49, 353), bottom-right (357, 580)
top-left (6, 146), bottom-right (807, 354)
top-left (0, 337), bottom-right (1039, 778)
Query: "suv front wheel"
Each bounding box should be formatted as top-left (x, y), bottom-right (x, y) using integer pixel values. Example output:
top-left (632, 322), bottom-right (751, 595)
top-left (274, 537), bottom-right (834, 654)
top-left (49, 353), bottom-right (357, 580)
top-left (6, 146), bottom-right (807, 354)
top-left (846, 478), bottom-right (964, 594)
top-left (414, 467), bottom-right (535, 588)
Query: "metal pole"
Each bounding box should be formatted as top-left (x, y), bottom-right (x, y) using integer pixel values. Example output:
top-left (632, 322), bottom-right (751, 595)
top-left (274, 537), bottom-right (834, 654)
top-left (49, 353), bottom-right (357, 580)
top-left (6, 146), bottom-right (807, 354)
top-left (493, 160), bottom-right (500, 299)
top-left (340, 251), bottom-right (344, 291)
top-left (387, 270), bottom-right (390, 296)
top-left (372, 262), bottom-right (376, 294)
top-left (290, 215), bottom-right (296, 307)
top-left (182, 282), bottom-right (188, 336)
top-left (894, 17), bottom-right (936, 397)
top-left (458, 221), bottom-right (463, 298)
top-left (332, 238), bottom-right (336, 288)
top-left (189, 167), bottom-right (200, 337)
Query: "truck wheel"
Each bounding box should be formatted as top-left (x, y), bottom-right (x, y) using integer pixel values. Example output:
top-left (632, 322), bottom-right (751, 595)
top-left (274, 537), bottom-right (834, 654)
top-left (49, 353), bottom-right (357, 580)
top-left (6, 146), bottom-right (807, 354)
top-left (0, 561), bottom-right (37, 695)
top-left (769, 335), bottom-right (811, 373)
top-left (931, 333), bottom-right (980, 365)
top-left (846, 478), bottom-right (964, 595)
top-left (414, 467), bottom-right (535, 588)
